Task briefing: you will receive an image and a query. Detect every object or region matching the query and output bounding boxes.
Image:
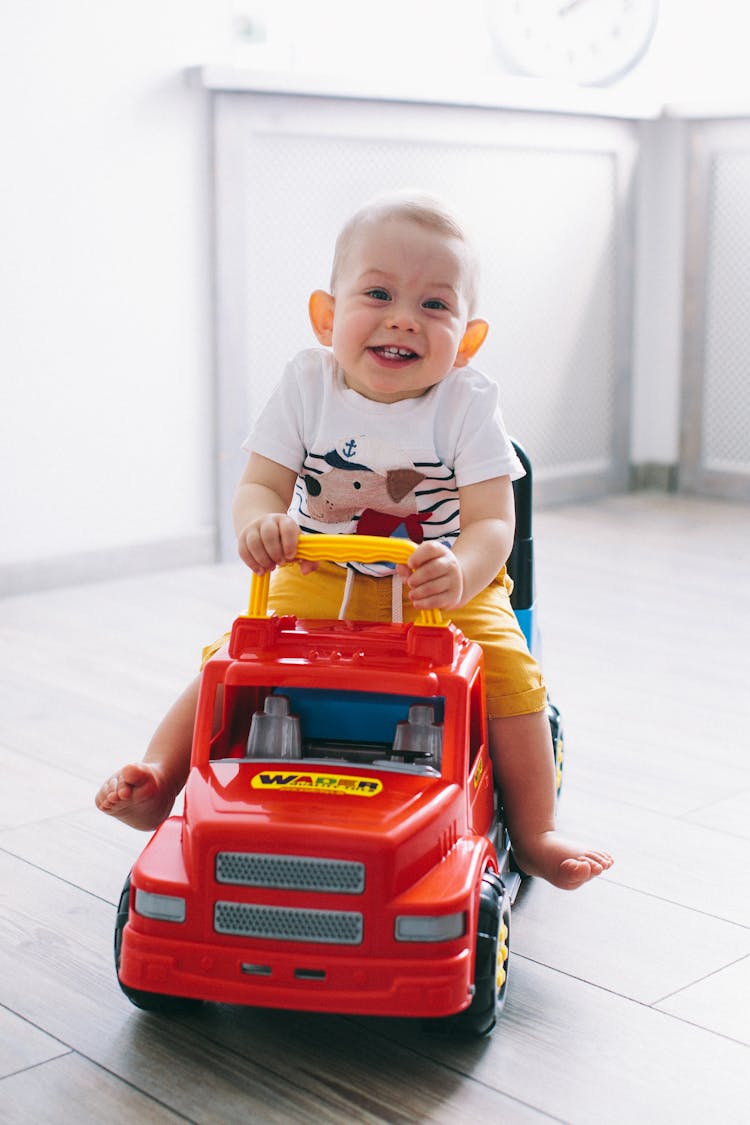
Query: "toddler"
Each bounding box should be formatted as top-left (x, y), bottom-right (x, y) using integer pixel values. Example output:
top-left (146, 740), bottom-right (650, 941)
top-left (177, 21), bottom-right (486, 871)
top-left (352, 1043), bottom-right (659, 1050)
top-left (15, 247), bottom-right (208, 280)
top-left (96, 191), bottom-right (612, 890)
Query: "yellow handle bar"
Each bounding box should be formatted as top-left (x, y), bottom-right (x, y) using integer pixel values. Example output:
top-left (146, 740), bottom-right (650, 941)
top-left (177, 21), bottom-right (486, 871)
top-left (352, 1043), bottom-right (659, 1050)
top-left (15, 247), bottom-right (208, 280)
top-left (297, 533), bottom-right (418, 567)
top-left (245, 534), bottom-right (444, 626)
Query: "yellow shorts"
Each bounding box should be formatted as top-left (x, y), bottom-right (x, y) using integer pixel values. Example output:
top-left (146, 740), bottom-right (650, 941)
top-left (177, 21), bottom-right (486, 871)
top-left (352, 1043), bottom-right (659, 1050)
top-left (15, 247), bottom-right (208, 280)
top-left (204, 562), bottom-right (547, 719)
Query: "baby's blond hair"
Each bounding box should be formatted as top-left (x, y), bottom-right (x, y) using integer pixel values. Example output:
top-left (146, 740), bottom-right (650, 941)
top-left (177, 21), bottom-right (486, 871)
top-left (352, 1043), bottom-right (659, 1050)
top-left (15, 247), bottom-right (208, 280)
top-left (330, 191), bottom-right (480, 315)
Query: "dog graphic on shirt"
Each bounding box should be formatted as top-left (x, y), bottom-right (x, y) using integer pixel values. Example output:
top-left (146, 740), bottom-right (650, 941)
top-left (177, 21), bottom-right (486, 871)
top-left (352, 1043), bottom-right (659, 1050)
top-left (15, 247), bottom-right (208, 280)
top-left (301, 436), bottom-right (430, 541)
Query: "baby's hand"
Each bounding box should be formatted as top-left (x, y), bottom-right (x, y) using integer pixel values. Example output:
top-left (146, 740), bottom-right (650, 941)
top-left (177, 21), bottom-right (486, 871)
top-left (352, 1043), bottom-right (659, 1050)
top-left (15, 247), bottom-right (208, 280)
top-left (238, 513), bottom-right (301, 574)
top-left (397, 541), bottom-right (464, 610)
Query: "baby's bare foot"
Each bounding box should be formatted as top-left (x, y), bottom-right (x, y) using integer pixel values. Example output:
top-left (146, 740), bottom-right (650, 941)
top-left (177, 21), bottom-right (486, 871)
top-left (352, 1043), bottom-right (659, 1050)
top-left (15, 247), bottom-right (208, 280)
top-left (95, 762), bottom-right (176, 831)
top-left (513, 832), bottom-right (613, 890)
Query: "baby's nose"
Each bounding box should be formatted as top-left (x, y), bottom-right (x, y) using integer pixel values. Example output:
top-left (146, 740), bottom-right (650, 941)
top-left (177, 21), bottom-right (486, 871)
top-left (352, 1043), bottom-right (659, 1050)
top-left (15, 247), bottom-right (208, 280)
top-left (386, 304), bottom-right (419, 331)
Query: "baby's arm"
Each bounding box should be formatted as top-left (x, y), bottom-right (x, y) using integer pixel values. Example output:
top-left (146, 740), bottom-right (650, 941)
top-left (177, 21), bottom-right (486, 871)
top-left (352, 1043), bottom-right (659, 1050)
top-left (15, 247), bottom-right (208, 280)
top-left (233, 453), bottom-right (301, 573)
top-left (400, 475), bottom-right (515, 610)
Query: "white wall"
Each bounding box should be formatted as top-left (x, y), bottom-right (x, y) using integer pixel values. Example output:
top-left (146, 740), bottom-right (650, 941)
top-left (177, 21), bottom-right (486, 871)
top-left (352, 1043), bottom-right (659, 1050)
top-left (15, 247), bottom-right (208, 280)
top-left (3, 1), bottom-right (749, 593)
top-left (0, 2), bottom-right (235, 590)
top-left (630, 116), bottom-right (687, 467)
top-left (225, 0), bottom-right (750, 103)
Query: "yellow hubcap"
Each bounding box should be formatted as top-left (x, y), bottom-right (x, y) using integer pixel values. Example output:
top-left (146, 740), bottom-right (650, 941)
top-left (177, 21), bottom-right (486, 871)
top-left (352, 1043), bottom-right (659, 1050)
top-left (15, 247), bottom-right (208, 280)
top-left (555, 734), bottom-right (564, 792)
top-left (497, 920), bottom-right (509, 990)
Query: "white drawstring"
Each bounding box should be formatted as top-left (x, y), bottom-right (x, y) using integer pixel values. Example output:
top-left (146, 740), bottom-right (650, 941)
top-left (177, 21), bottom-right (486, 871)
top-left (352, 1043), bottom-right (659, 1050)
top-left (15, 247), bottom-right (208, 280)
top-left (391, 572), bottom-right (403, 624)
top-left (338, 566), bottom-right (356, 620)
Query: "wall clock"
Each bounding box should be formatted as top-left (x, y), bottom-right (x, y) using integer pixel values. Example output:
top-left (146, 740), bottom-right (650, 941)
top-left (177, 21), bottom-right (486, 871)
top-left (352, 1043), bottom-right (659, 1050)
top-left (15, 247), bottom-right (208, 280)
top-left (487, 0), bottom-right (660, 86)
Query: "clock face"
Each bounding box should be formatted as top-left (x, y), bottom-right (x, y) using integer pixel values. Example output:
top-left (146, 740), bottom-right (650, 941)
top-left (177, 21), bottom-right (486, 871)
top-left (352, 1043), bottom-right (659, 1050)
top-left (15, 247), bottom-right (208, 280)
top-left (487, 0), bottom-right (660, 87)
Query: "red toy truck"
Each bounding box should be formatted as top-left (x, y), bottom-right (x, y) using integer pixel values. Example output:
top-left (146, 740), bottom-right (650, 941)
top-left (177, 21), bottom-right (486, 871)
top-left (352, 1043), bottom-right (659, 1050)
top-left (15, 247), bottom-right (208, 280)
top-left (115, 534), bottom-right (534, 1035)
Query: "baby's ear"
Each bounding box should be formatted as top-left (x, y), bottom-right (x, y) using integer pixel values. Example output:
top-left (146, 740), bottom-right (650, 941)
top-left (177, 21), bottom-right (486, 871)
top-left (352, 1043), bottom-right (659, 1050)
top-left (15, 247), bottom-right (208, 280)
top-left (454, 319), bottom-right (489, 368)
top-left (309, 290), bottom-right (336, 346)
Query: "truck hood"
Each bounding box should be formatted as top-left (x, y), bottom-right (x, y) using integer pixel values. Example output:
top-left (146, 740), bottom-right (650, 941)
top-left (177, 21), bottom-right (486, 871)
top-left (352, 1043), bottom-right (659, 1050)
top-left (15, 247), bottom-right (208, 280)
top-left (191, 760), bottom-right (453, 834)
top-left (183, 762), bottom-right (462, 894)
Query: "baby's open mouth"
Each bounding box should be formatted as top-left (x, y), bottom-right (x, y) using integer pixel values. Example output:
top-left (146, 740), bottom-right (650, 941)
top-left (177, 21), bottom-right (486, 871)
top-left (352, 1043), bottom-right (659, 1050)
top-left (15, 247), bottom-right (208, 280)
top-left (370, 345), bottom-right (418, 361)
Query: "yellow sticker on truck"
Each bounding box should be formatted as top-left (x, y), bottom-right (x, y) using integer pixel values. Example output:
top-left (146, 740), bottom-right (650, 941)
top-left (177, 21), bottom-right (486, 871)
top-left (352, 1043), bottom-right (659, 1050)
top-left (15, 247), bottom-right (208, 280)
top-left (251, 771), bottom-right (383, 797)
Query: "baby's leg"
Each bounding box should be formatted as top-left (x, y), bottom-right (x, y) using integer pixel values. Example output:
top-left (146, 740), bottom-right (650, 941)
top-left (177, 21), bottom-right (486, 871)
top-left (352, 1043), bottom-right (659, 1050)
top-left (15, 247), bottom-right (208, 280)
top-left (490, 710), bottom-right (613, 890)
top-left (95, 677), bottom-right (201, 832)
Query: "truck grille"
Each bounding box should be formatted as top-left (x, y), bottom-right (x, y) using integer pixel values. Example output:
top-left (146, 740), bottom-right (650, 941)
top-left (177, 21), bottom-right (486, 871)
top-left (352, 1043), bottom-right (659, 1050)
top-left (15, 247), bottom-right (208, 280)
top-left (214, 901), bottom-right (363, 945)
top-left (215, 852), bottom-right (365, 894)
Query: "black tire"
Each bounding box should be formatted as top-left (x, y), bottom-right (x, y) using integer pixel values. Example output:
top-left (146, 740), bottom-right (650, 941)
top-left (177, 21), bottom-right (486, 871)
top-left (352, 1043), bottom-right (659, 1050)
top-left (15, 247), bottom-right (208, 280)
top-left (426, 870), bottom-right (510, 1037)
top-left (114, 874), bottom-right (201, 1015)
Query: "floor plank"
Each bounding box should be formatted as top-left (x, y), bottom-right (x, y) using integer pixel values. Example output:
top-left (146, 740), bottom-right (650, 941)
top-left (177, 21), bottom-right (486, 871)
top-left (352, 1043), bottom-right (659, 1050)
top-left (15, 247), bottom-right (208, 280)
top-left (684, 789), bottom-right (750, 839)
top-left (555, 786), bottom-right (750, 927)
top-left (0, 1052), bottom-right (186, 1123)
top-left (655, 955), bottom-right (750, 1046)
top-left (0, 1008), bottom-right (68, 1080)
top-left (0, 744), bottom-right (93, 831)
top-left (511, 876), bottom-right (749, 1005)
top-left (0, 808), bottom-right (147, 904)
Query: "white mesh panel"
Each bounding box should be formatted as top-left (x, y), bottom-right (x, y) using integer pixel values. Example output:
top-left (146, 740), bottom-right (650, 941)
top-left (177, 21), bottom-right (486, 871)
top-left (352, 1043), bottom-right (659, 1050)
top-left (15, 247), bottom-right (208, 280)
top-left (702, 152), bottom-right (750, 475)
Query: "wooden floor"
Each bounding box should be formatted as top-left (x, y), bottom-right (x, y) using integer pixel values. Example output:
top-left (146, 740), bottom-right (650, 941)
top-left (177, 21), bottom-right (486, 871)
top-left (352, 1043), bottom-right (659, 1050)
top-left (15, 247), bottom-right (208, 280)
top-left (1, 493), bottom-right (749, 1124)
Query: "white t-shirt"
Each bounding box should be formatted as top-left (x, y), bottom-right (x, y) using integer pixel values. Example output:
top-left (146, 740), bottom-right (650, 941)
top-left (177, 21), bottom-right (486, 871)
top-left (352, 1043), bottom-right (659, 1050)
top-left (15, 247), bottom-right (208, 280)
top-left (246, 348), bottom-right (523, 575)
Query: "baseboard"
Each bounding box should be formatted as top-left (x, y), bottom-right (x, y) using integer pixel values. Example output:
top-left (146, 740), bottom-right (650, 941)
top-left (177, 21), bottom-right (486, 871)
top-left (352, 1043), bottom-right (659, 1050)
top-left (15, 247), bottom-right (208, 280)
top-left (628, 462), bottom-right (679, 493)
top-left (0, 530), bottom-right (217, 598)
top-left (533, 464), bottom-right (627, 507)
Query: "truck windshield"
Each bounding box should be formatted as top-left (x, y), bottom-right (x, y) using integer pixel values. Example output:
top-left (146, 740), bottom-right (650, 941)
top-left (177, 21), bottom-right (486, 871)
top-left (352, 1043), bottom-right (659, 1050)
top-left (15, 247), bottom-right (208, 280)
top-left (211, 686), bottom-right (445, 776)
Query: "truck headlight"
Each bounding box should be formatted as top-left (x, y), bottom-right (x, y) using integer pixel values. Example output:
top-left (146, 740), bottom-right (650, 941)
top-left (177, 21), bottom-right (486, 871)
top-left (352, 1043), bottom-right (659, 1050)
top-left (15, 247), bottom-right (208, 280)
top-left (394, 912), bottom-right (465, 942)
top-left (134, 889), bottom-right (186, 923)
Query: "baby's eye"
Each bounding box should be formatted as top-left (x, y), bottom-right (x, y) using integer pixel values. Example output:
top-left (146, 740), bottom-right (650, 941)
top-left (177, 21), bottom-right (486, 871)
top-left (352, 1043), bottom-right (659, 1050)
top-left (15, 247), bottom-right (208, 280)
top-left (423, 299), bottom-right (449, 311)
top-left (365, 288), bottom-right (391, 301)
